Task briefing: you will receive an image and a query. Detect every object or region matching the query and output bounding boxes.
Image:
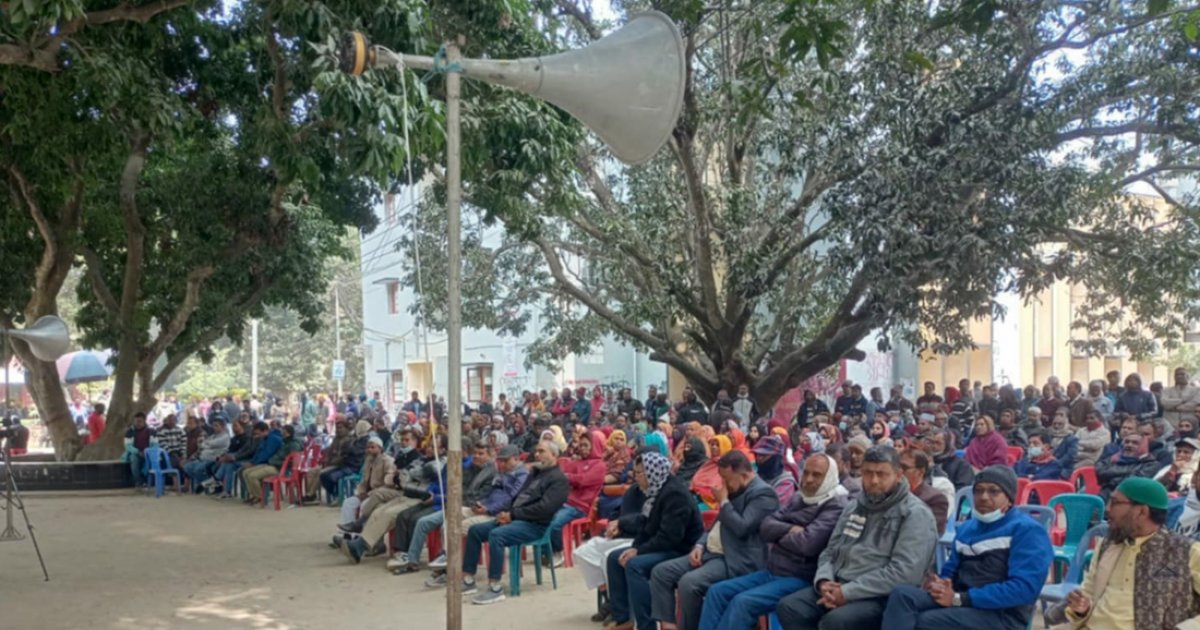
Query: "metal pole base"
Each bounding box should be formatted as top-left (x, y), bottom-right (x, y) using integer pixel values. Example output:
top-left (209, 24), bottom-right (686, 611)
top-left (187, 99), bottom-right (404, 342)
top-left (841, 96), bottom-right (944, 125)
top-left (0, 523), bottom-right (24, 540)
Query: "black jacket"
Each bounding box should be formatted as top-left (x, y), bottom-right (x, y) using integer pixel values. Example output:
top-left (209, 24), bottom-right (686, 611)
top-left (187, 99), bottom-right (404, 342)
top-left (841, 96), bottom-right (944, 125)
top-left (510, 464), bottom-right (570, 525)
top-left (629, 476), bottom-right (703, 556)
top-left (342, 436), bottom-right (367, 471)
top-left (934, 454), bottom-right (976, 490)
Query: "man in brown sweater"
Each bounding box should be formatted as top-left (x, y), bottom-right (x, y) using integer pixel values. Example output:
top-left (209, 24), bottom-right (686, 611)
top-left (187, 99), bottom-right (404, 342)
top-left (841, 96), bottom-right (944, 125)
top-left (900, 448), bottom-right (949, 535)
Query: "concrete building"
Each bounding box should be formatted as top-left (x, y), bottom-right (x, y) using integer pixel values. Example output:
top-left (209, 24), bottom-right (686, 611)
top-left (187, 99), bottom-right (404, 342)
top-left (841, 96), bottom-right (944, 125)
top-left (359, 190), bottom-right (665, 410)
top-left (897, 191), bottom-right (1180, 391)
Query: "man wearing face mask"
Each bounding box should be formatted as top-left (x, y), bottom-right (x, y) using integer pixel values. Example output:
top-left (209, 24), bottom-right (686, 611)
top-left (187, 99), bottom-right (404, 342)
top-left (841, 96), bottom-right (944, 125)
top-left (753, 436), bottom-right (799, 505)
top-left (882, 465), bottom-right (1052, 630)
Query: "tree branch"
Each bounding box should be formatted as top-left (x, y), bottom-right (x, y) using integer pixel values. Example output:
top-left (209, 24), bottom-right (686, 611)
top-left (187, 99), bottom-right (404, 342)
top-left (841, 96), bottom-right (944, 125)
top-left (1055, 122), bottom-right (1200, 146)
top-left (79, 247), bottom-right (121, 323)
top-left (533, 237), bottom-right (669, 353)
top-left (2, 0), bottom-right (191, 72)
top-left (554, 0), bottom-right (601, 40)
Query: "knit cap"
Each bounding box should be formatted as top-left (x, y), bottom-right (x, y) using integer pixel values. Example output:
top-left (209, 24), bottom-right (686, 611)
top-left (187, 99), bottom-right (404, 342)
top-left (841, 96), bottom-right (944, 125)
top-left (975, 465), bottom-right (1018, 503)
top-left (1116, 476), bottom-right (1169, 510)
top-left (367, 435), bottom-right (383, 448)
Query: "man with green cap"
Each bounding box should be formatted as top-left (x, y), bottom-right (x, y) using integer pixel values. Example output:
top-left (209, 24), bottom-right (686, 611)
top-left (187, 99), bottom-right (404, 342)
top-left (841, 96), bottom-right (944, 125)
top-left (1048, 476), bottom-right (1200, 629)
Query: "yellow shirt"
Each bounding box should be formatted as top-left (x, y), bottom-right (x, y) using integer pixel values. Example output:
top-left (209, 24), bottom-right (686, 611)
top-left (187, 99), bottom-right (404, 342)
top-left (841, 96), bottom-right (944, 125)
top-left (1068, 533), bottom-right (1200, 629)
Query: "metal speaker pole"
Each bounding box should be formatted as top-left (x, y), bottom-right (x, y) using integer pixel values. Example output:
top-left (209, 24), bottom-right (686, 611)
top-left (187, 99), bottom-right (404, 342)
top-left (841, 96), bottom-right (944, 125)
top-left (339, 11), bottom-right (686, 165)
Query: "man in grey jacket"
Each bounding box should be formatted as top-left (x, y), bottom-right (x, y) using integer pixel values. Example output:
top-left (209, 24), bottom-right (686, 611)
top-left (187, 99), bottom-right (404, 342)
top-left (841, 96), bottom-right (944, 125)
top-left (777, 446), bottom-right (937, 630)
top-left (648, 451), bottom-right (779, 630)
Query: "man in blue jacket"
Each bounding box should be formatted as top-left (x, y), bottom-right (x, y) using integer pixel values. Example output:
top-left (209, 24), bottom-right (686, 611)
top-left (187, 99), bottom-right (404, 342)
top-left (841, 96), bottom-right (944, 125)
top-left (881, 465), bottom-right (1052, 630)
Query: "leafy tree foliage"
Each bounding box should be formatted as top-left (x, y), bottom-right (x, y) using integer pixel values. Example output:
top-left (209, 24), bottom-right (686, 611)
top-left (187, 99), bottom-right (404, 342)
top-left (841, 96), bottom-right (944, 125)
top-left (399, 0), bottom-right (1200, 409)
top-left (1, 0), bottom-right (429, 458)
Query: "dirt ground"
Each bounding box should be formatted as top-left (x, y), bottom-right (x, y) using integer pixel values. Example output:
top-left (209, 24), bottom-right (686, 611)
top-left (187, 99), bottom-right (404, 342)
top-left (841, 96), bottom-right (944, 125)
top-left (0, 490), bottom-right (599, 630)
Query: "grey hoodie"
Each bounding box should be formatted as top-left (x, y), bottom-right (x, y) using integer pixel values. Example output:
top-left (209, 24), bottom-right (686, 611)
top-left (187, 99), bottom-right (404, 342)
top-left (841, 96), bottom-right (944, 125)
top-left (814, 476), bottom-right (937, 601)
top-left (197, 431), bottom-right (231, 461)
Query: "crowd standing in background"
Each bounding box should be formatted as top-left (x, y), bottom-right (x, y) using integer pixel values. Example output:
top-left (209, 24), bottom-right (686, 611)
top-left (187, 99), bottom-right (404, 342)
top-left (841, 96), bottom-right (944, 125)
top-left (40, 368), bottom-right (1200, 628)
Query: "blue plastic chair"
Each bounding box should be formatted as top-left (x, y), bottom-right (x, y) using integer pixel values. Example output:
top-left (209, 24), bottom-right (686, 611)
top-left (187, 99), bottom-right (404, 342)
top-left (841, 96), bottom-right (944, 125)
top-left (1168, 496), bottom-right (1187, 529)
top-left (1040, 523), bottom-right (1107, 617)
top-left (507, 526), bottom-right (558, 596)
top-left (937, 487), bottom-right (974, 571)
top-left (1046, 493), bottom-right (1105, 580)
top-left (145, 446), bottom-right (182, 498)
top-left (338, 473), bottom-right (362, 505)
top-left (1016, 504), bottom-right (1055, 534)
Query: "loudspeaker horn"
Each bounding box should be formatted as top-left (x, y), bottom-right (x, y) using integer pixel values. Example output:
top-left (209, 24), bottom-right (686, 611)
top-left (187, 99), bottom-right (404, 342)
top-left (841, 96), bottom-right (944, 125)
top-left (339, 11), bottom-right (685, 165)
top-left (4, 316), bottom-right (70, 362)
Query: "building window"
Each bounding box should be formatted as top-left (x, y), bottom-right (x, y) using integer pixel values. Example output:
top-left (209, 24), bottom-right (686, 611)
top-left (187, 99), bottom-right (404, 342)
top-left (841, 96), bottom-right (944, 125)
top-left (391, 370), bottom-right (404, 403)
top-left (384, 192), bottom-right (397, 224)
top-left (387, 281), bottom-right (399, 315)
top-left (467, 364), bottom-right (493, 403)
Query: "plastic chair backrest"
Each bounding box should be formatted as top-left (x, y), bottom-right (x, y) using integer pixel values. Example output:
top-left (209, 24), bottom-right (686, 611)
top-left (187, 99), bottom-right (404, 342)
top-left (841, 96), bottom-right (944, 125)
top-left (1017, 478), bottom-right (1031, 502)
top-left (1007, 446), bottom-right (1024, 466)
top-left (1065, 524), bottom-right (1108, 584)
top-left (278, 452), bottom-right (302, 478)
top-left (301, 444), bottom-right (321, 468)
top-left (1069, 466), bottom-right (1099, 494)
top-left (1020, 480), bottom-right (1075, 506)
top-left (953, 486), bottom-right (973, 522)
top-left (145, 446), bottom-right (166, 472)
top-left (1015, 505), bottom-right (1055, 533)
top-left (1047, 493), bottom-right (1105, 546)
top-left (1168, 496), bottom-right (1187, 530)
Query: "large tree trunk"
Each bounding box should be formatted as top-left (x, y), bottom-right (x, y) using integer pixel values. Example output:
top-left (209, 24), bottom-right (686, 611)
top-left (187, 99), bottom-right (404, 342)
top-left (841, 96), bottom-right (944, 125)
top-left (14, 346), bottom-right (80, 461)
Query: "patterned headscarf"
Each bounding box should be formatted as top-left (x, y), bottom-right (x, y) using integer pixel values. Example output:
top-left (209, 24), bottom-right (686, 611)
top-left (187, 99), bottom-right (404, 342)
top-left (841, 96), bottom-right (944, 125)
top-left (640, 451), bottom-right (672, 517)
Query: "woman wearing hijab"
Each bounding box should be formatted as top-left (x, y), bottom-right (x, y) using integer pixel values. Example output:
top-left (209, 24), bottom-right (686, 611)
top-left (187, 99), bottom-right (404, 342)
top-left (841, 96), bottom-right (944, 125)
top-left (540, 426), bottom-right (567, 453)
top-left (964, 414), bottom-right (1008, 471)
top-left (550, 431), bottom-right (608, 563)
top-left (699, 453), bottom-right (850, 630)
top-left (692, 435), bottom-right (733, 510)
top-left (817, 423), bottom-right (842, 448)
top-left (605, 430), bottom-right (632, 484)
top-left (605, 451), bottom-right (704, 630)
top-left (656, 421), bottom-right (674, 451)
top-left (675, 436), bottom-right (708, 486)
top-left (747, 423), bottom-right (765, 449)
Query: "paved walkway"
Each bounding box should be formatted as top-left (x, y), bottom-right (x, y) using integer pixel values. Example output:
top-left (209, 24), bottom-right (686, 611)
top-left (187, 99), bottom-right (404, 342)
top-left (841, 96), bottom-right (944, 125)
top-left (0, 491), bottom-right (597, 629)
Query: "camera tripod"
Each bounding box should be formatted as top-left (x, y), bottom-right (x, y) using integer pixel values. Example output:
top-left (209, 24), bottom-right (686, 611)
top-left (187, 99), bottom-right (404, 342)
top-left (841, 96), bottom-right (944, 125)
top-left (0, 439), bottom-right (49, 580)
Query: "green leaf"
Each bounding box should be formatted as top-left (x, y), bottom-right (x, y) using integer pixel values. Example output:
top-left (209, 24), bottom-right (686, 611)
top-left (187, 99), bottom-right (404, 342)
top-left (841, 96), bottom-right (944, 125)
top-left (904, 51), bottom-right (936, 71)
top-left (1148, 0), bottom-right (1170, 15)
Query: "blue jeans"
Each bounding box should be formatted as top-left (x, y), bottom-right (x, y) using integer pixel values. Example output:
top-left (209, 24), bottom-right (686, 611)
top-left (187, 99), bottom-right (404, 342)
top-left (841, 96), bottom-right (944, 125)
top-left (700, 570), bottom-right (809, 630)
top-left (183, 460), bottom-right (214, 493)
top-left (409, 511), bottom-right (445, 560)
top-left (129, 451), bottom-right (147, 486)
top-left (214, 461), bottom-right (245, 495)
top-left (548, 504), bottom-right (585, 553)
top-left (320, 466), bottom-right (355, 498)
top-left (607, 549), bottom-right (680, 630)
top-left (881, 585), bottom-right (1026, 630)
top-left (462, 519), bottom-right (547, 583)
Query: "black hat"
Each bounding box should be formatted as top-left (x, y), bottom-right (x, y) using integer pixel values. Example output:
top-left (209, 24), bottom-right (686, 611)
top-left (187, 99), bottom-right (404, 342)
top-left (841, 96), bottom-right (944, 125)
top-left (975, 465), bottom-right (1018, 503)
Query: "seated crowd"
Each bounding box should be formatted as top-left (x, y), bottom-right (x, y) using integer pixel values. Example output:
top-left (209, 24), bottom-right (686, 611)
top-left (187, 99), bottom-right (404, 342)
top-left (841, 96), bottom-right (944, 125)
top-left (157, 372), bottom-right (1200, 628)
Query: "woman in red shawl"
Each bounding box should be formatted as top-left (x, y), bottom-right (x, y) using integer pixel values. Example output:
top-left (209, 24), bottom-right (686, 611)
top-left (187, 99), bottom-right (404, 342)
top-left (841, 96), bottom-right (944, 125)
top-left (728, 426), bottom-right (753, 459)
top-left (964, 414), bottom-right (1008, 470)
top-left (603, 430), bottom-right (631, 484)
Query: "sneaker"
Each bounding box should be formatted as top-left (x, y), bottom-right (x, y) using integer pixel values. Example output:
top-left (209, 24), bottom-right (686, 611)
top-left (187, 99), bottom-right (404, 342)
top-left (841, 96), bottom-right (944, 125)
top-left (424, 573), bottom-right (448, 589)
top-left (460, 579), bottom-right (478, 596)
top-left (337, 521), bottom-right (363, 534)
top-left (428, 552), bottom-right (447, 568)
top-left (472, 585), bottom-right (505, 605)
top-left (389, 562), bottom-right (420, 575)
top-left (387, 553), bottom-right (411, 570)
top-left (200, 478), bottom-right (217, 490)
top-left (331, 534), bottom-right (348, 550)
top-left (552, 552), bottom-right (565, 568)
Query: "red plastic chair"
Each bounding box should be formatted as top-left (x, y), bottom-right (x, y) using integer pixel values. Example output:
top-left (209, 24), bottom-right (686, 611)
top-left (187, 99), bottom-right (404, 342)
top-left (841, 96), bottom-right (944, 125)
top-left (1018, 480), bottom-right (1074, 506)
top-left (261, 452), bottom-right (303, 511)
top-left (1006, 446), bottom-right (1024, 466)
top-left (564, 500), bottom-right (608, 568)
top-left (1069, 466), bottom-right (1099, 495)
top-left (1017, 478), bottom-right (1031, 503)
top-left (297, 443), bottom-right (323, 497)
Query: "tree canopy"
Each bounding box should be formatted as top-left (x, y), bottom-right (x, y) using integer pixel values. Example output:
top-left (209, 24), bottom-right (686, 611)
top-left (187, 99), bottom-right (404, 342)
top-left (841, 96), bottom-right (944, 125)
top-left (399, 0), bottom-right (1200, 409)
